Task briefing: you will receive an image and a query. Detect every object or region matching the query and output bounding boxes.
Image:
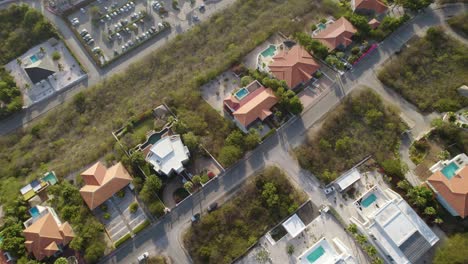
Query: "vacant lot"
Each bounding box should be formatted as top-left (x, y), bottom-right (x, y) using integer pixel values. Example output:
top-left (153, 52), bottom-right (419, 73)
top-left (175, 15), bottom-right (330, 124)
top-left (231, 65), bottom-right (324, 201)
top-left (296, 88), bottom-right (405, 182)
top-left (184, 167), bottom-right (306, 264)
top-left (448, 12), bottom-right (468, 36)
top-left (0, 0), bottom-right (340, 202)
top-left (378, 27), bottom-right (468, 113)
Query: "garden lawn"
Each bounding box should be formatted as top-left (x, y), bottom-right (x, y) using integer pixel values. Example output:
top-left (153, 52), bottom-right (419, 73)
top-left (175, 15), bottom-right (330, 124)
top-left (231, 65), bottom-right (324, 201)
top-left (0, 0), bottom-right (340, 204)
top-left (378, 27), bottom-right (468, 112)
top-left (183, 167), bottom-right (306, 264)
top-left (295, 88), bottom-right (405, 182)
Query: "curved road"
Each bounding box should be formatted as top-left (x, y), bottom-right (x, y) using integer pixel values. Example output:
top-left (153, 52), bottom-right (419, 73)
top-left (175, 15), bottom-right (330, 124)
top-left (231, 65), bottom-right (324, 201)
top-left (97, 3), bottom-right (467, 264)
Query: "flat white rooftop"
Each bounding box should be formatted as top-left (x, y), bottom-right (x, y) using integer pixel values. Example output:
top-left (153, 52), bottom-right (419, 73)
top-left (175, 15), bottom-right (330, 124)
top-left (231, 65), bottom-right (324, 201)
top-left (282, 214), bottom-right (306, 238)
top-left (146, 135), bottom-right (189, 176)
top-left (334, 168), bottom-right (361, 192)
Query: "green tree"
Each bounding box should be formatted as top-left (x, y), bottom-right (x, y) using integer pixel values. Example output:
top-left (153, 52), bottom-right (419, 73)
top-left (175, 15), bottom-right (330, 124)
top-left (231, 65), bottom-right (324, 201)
top-left (182, 132), bottom-right (200, 151)
top-left (407, 186), bottom-right (433, 209)
top-left (218, 145), bottom-right (242, 166)
top-left (225, 130), bottom-right (244, 148)
top-left (381, 159), bottom-right (407, 179)
top-left (262, 182), bottom-right (279, 208)
top-left (397, 180), bottom-right (411, 191)
top-left (54, 257), bottom-right (68, 264)
top-left (184, 181), bottom-right (193, 191)
top-left (130, 151), bottom-right (146, 168)
top-left (346, 13), bottom-right (371, 35)
top-left (244, 129), bottom-right (261, 150)
top-left (255, 249), bottom-right (270, 263)
top-left (192, 175), bottom-right (202, 185)
top-left (423, 206), bottom-right (436, 216)
top-left (73, 92), bottom-right (86, 114)
top-left (433, 233), bottom-right (468, 264)
top-left (286, 244), bottom-right (295, 255)
top-left (23, 9), bottom-right (41, 27)
top-left (0, 222), bottom-right (25, 256)
top-left (347, 224), bottom-right (358, 234)
top-left (241, 76), bottom-right (254, 86)
top-left (396, 0), bottom-right (433, 11)
top-left (52, 51), bottom-right (61, 61)
top-left (129, 202), bottom-right (139, 213)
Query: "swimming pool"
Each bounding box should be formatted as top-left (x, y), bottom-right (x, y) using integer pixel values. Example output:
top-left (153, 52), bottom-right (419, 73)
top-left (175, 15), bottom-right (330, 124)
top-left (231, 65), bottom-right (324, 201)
top-left (306, 246), bottom-right (325, 263)
top-left (317, 23), bottom-right (326, 30)
top-left (441, 162), bottom-right (459, 180)
top-left (261, 45), bottom-right (277, 58)
top-left (362, 193), bottom-right (377, 208)
top-left (42, 172), bottom-right (58, 185)
top-left (29, 207), bottom-right (40, 218)
top-left (235, 87), bottom-right (249, 100)
top-left (30, 54), bottom-right (39, 63)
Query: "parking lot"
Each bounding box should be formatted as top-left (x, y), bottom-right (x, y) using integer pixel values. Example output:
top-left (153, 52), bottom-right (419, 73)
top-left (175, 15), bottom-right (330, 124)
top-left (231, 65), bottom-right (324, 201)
top-left (66, 0), bottom-right (212, 66)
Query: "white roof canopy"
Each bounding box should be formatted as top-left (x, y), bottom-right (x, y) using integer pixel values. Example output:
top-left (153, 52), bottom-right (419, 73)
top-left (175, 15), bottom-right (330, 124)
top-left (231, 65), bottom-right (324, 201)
top-left (335, 168), bottom-right (361, 191)
top-left (282, 214), bottom-right (306, 238)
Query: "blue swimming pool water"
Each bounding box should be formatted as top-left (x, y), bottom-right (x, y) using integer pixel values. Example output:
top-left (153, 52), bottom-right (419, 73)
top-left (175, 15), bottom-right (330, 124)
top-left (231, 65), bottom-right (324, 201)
top-left (441, 162), bottom-right (459, 180)
top-left (30, 54), bottom-right (39, 63)
top-left (261, 45), bottom-right (277, 57)
top-left (42, 172), bottom-right (58, 185)
top-left (235, 87), bottom-right (249, 100)
top-left (306, 246), bottom-right (325, 263)
top-left (362, 193), bottom-right (377, 208)
top-left (317, 23), bottom-right (326, 30)
top-left (29, 207), bottom-right (40, 218)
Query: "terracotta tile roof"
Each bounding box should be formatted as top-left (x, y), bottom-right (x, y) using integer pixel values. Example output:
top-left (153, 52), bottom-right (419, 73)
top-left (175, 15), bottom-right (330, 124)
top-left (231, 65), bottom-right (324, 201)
top-left (353, 0), bottom-right (388, 13)
top-left (23, 213), bottom-right (75, 260)
top-left (269, 45), bottom-right (320, 89)
top-left (428, 166), bottom-right (468, 218)
top-left (313, 17), bottom-right (357, 50)
top-left (368, 18), bottom-right (381, 29)
top-left (79, 162), bottom-right (132, 210)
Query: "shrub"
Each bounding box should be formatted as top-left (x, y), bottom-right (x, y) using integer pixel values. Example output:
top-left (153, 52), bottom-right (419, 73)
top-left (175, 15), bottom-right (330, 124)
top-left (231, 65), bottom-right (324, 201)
top-left (100, 204), bottom-right (108, 212)
top-left (114, 233), bottom-right (131, 248)
top-left (52, 51), bottom-right (61, 61)
top-left (116, 189), bottom-right (125, 198)
top-left (351, 46), bottom-right (360, 55)
top-left (133, 220), bottom-right (150, 234)
top-left (129, 202), bottom-right (139, 213)
top-left (184, 181), bottom-right (194, 191)
top-left (310, 24), bottom-right (317, 31)
top-left (103, 212), bottom-right (111, 220)
top-left (200, 174), bottom-right (209, 184)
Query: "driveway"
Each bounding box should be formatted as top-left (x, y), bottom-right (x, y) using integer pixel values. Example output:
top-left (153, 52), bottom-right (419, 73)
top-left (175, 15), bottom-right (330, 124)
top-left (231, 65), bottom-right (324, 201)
top-left (97, 4), bottom-right (468, 263)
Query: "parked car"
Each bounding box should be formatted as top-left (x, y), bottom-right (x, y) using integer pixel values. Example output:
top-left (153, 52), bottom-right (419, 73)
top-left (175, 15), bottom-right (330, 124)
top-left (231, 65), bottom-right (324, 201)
top-left (191, 213), bottom-right (201, 224)
top-left (137, 252), bottom-right (149, 263)
top-left (193, 15), bottom-right (199, 22)
top-left (199, 4), bottom-right (205, 11)
top-left (80, 7), bottom-right (86, 13)
top-left (324, 186), bottom-right (335, 195)
top-left (80, 29), bottom-right (88, 36)
top-left (207, 202), bottom-right (218, 213)
top-left (92, 47), bottom-right (101, 53)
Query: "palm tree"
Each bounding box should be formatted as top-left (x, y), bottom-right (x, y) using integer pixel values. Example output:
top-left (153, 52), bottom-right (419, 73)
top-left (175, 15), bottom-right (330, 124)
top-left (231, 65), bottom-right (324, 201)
top-left (39, 46), bottom-right (46, 54)
top-left (16, 58), bottom-right (22, 66)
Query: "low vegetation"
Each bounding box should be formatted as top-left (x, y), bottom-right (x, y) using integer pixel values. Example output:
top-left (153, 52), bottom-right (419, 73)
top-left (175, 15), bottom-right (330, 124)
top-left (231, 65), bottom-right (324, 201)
top-left (0, 4), bottom-right (58, 64)
top-left (184, 167), bottom-right (306, 263)
top-left (0, 0), bottom-right (341, 202)
top-left (378, 27), bottom-right (468, 112)
top-left (347, 224), bottom-right (383, 264)
top-left (433, 233), bottom-right (468, 264)
top-left (0, 67), bottom-right (22, 118)
top-left (296, 88), bottom-right (405, 182)
top-left (448, 12), bottom-right (468, 36)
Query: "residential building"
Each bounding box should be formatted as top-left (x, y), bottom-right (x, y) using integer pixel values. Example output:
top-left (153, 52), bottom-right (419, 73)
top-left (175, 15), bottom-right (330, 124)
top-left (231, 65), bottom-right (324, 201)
top-left (313, 17), bottom-right (357, 51)
top-left (333, 168), bottom-right (361, 192)
top-left (351, 0), bottom-right (388, 14)
top-left (268, 45), bottom-right (320, 89)
top-left (145, 135), bottom-right (190, 176)
top-left (22, 206), bottom-right (74, 261)
top-left (351, 186), bottom-right (439, 264)
top-left (427, 153), bottom-right (468, 218)
top-left (79, 162), bottom-right (133, 210)
top-left (297, 237), bottom-right (357, 264)
top-left (19, 171), bottom-right (58, 201)
top-left (223, 80), bottom-right (278, 132)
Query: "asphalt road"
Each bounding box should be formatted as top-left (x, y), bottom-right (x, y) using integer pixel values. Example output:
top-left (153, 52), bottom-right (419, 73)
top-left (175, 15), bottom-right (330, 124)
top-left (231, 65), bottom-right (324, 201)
top-left (98, 4), bottom-right (468, 264)
top-left (0, 0), bottom-right (236, 135)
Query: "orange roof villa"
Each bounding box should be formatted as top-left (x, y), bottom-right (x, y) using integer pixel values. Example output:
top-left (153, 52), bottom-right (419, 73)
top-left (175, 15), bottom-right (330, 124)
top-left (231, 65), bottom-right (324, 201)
top-left (427, 153), bottom-right (468, 218)
top-left (23, 206), bottom-right (74, 260)
top-left (224, 80), bottom-right (278, 132)
top-left (269, 45), bottom-right (320, 89)
top-left (352, 0), bottom-right (388, 14)
top-left (80, 162), bottom-right (133, 210)
top-left (313, 17), bottom-right (357, 50)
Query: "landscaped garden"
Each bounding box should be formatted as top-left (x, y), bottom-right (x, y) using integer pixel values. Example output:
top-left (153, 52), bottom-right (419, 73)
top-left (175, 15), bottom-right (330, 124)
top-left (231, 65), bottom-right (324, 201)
top-left (378, 27), bottom-right (468, 112)
top-left (296, 88), bottom-right (406, 183)
top-left (0, 67), bottom-right (22, 118)
top-left (183, 167), bottom-right (306, 264)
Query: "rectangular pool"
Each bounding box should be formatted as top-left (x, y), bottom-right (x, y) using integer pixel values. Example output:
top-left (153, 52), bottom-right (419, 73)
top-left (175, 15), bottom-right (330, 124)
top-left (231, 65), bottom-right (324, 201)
top-left (42, 172), bottom-right (58, 185)
top-left (362, 193), bottom-right (377, 208)
top-left (441, 162), bottom-right (459, 180)
top-left (30, 54), bottom-right (39, 63)
top-left (234, 87), bottom-right (249, 100)
top-left (306, 246), bottom-right (325, 263)
top-left (29, 207), bottom-right (40, 218)
top-left (261, 45), bottom-right (277, 58)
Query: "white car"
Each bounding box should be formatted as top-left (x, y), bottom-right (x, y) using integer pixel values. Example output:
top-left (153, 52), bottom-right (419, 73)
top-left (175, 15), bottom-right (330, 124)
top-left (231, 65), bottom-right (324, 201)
top-left (80, 7), bottom-right (86, 13)
top-left (137, 252), bottom-right (149, 262)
